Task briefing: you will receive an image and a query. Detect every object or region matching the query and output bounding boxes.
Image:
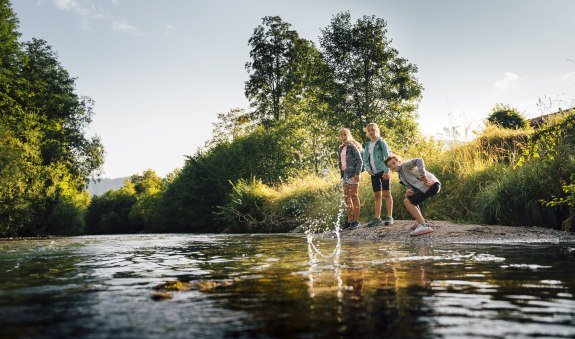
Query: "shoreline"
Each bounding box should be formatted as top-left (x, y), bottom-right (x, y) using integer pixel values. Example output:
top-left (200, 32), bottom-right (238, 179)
top-left (2, 221), bottom-right (575, 244)
top-left (327, 220), bottom-right (575, 244)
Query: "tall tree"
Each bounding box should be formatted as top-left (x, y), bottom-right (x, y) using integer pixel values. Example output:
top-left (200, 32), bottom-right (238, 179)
top-left (319, 12), bottom-right (423, 141)
top-left (0, 0), bottom-right (20, 96)
top-left (245, 16), bottom-right (301, 123)
top-left (19, 38), bottom-right (104, 181)
top-left (0, 1), bottom-right (103, 236)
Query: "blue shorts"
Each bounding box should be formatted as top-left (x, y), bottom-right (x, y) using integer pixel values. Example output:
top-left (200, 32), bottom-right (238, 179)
top-left (407, 182), bottom-right (441, 206)
top-left (371, 171), bottom-right (390, 192)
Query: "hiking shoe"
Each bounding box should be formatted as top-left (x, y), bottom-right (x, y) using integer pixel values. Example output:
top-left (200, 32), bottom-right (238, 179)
top-left (349, 221), bottom-right (360, 230)
top-left (367, 218), bottom-right (383, 227)
top-left (384, 216), bottom-right (394, 226)
top-left (410, 224), bottom-right (434, 236)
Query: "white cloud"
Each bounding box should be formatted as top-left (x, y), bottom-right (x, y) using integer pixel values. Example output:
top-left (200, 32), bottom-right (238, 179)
top-left (165, 24), bottom-right (176, 36)
top-left (494, 72), bottom-right (520, 90)
top-left (52, 0), bottom-right (108, 20)
top-left (112, 20), bottom-right (139, 34)
top-left (54, 0), bottom-right (77, 10)
top-left (51, 0), bottom-right (140, 35)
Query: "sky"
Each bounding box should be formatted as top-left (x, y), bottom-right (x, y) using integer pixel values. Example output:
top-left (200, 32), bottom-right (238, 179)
top-left (11, 0), bottom-right (575, 178)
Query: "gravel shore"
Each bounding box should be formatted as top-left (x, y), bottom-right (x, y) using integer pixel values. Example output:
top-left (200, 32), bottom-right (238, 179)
top-left (328, 220), bottom-right (575, 244)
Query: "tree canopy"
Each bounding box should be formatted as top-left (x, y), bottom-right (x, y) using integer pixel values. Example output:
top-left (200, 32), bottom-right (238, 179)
top-left (0, 0), bottom-right (103, 236)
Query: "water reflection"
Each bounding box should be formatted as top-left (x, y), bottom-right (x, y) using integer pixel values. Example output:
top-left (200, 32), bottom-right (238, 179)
top-left (1, 236), bottom-right (575, 337)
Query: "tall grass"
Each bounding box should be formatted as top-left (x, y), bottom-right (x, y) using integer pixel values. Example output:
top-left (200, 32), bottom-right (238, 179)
top-left (216, 172), bottom-right (342, 232)
top-left (218, 118), bottom-right (574, 231)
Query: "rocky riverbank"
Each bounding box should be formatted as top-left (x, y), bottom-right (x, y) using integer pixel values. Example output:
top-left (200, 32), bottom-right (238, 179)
top-left (320, 220), bottom-right (575, 244)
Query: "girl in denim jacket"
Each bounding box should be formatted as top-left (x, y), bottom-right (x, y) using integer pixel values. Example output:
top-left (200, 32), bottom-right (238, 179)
top-left (362, 123), bottom-right (394, 227)
top-left (337, 128), bottom-right (363, 230)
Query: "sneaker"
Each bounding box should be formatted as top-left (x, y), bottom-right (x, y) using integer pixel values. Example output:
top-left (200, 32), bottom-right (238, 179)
top-left (410, 224), bottom-right (434, 236)
top-left (342, 222), bottom-right (351, 230)
top-left (367, 217), bottom-right (383, 227)
top-left (384, 216), bottom-right (394, 226)
top-left (349, 221), bottom-right (360, 230)
top-left (410, 219), bottom-right (428, 231)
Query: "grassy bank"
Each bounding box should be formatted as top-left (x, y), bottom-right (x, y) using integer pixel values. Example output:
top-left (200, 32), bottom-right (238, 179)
top-left (218, 114), bottom-right (575, 232)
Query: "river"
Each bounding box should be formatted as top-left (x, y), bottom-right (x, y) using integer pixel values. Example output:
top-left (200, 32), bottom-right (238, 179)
top-left (1, 234), bottom-right (574, 338)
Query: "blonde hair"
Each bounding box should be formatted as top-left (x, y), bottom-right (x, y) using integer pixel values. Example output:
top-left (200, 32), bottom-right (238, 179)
top-left (365, 122), bottom-right (381, 138)
top-left (339, 128), bottom-right (362, 150)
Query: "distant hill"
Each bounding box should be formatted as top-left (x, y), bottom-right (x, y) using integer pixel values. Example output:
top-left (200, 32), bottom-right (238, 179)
top-left (87, 177), bottom-right (129, 196)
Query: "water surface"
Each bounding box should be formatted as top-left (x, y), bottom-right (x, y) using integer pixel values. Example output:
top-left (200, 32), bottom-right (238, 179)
top-left (1, 234), bottom-right (574, 338)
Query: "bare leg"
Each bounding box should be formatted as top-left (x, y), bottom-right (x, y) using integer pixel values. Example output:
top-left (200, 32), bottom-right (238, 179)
top-left (344, 186), bottom-right (353, 222)
top-left (349, 184), bottom-right (360, 221)
top-left (383, 189), bottom-right (393, 217)
top-left (404, 197), bottom-right (425, 224)
top-left (373, 191), bottom-right (382, 219)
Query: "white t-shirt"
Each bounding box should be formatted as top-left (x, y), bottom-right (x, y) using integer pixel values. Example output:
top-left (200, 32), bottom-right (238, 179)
top-left (369, 141), bottom-right (377, 173)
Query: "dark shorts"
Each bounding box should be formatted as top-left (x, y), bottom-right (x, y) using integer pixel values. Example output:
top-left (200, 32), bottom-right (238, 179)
top-left (407, 182), bottom-right (441, 206)
top-left (371, 171), bottom-right (390, 192)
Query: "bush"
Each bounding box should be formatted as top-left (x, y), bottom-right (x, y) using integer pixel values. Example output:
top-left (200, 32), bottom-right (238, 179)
top-left (217, 172), bottom-right (342, 233)
top-left (487, 103), bottom-right (528, 129)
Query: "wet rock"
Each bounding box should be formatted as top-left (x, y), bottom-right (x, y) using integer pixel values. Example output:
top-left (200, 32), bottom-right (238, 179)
top-left (151, 292), bottom-right (173, 300)
top-left (153, 280), bottom-right (192, 291)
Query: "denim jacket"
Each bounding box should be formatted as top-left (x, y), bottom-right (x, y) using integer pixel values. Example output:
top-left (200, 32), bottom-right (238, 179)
top-left (362, 138), bottom-right (390, 174)
top-left (338, 143), bottom-right (363, 179)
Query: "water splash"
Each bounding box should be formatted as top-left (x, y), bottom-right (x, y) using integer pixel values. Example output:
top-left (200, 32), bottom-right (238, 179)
top-left (305, 197), bottom-right (345, 260)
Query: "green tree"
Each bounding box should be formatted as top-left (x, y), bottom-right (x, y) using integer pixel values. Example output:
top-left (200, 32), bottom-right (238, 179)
top-left (19, 38), bottom-right (104, 179)
top-left (85, 181), bottom-right (136, 234)
top-left (487, 103), bottom-right (527, 129)
top-left (0, 0), bottom-right (21, 99)
top-left (206, 108), bottom-right (255, 148)
top-left (0, 1), bottom-right (103, 236)
top-left (158, 120), bottom-right (324, 232)
top-left (319, 12), bottom-right (423, 142)
top-left (128, 169), bottom-right (165, 231)
top-left (245, 16), bottom-right (298, 122)
top-left (245, 16), bottom-right (328, 124)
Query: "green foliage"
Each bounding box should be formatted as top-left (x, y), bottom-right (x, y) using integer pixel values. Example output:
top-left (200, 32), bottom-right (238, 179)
top-left (158, 122), bottom-right (312, 232)
top-left (206, 108), bottom-right (255, 148)
top-left (245, 16), bottom-right (299, 122)
top-left (520, 110), bottom-right (575, 230)
top-left (0, 123), bottom-right (43, 236)
top-left (456, 115), bottom-right (575, 228)
top-left (217, 173), bottom-right (342, 233)
top-left (19, 38), bottom-right (104, 178)
top-left (543, 174), bottom-right (575, 231)
top-left (518, 110), bottom-right (575, 165)
top-left (319, 12), bottom-right (423, 141)
top-left (85, 170), bottom-right (168, 234)
top-left (475, 158), bottom-right (569, 228)
top-left (0, 2), bottom-right (103, 236)
top-left (85, 181), bottom-right (137, 234)
top-left (128, 170), bottom-right (165, 231)
top-left (487, 103), bottom-right (528, 129)
top-left (389, 125), bottom-right (531, 224)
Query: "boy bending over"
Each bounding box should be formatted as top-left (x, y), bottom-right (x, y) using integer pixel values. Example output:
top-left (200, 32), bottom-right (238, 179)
top-left (385, 155), bottom-right (441, 236)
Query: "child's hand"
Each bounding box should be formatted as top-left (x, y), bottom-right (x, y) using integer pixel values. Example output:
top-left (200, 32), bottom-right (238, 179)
top-left (405, 188), bottom-right (414, 197)
top-left (382, 173), bottom-right (389, 180)
top-left (353, 175), bottom-right (360, 183)
top-left (422, 176), bottom-right (433, 187)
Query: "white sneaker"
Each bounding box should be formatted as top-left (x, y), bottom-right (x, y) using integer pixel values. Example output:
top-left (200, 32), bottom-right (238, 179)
top-left (410, 224), bottom-right (434, 236)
